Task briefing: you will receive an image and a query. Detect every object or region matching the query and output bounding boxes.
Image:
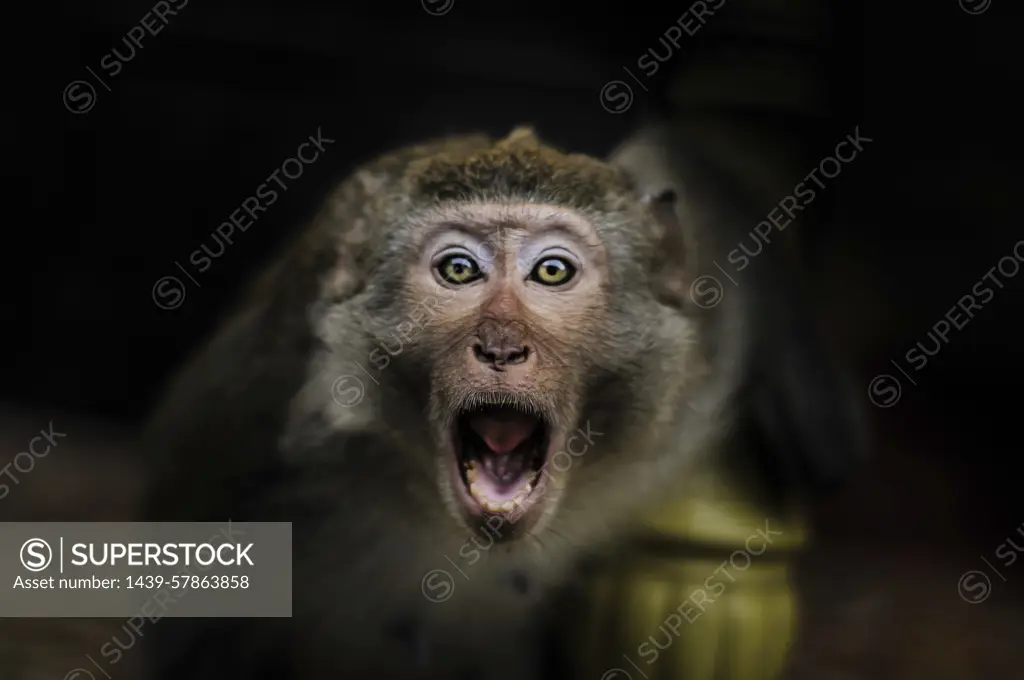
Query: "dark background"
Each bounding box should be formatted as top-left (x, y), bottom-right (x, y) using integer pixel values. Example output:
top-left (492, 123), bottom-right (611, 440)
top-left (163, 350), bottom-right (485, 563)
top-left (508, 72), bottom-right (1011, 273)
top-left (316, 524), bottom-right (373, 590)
top-left (4, 0), bottom-right (1024, 677)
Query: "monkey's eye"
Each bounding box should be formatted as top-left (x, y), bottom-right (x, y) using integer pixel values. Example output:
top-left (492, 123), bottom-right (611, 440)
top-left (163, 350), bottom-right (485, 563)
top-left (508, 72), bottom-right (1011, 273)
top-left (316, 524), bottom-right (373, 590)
top-left (437, 254), bottom-right (482, 285)
top-left (529, 257), bottom-right (576, 286)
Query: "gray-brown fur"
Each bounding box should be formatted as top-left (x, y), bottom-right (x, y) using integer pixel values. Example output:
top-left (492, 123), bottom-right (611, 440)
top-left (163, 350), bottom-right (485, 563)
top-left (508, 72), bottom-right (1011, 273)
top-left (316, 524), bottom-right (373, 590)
top-left (142, 127), bottom-right (746, 680)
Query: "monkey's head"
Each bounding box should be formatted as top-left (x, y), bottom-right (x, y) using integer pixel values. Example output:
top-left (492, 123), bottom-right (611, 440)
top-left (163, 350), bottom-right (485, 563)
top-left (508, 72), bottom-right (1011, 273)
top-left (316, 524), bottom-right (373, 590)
top-left (304, 127), bottom-right (728, 546)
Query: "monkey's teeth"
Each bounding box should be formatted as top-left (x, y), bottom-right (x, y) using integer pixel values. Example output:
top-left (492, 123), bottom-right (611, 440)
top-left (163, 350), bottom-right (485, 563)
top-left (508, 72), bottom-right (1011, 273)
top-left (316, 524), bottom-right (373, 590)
top-left (467, 479), bottom-right (534, 514)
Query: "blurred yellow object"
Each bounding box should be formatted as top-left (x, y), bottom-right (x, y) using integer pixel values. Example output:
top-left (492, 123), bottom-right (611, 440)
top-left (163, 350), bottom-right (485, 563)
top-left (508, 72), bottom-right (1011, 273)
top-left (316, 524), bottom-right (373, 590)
top-left (564, 466), bottom-right (808, 680)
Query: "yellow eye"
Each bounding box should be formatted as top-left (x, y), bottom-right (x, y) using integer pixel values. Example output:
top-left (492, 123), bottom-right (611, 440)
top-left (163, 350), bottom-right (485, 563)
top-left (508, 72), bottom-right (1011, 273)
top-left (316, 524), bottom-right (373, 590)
top-left (438, 254), bottom-right (482, 285)
top-left (530, 257), bottom-right (576, 286)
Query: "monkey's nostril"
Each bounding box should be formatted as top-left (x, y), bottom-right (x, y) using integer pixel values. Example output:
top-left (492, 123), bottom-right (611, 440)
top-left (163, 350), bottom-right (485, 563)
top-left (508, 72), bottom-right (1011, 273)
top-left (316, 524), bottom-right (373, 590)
top-left (473, 343), bottom-right (492, 363)
top-left (472, 342), bottom-right (530, 367)
top-left (505, 346), bottom-right (529, 365)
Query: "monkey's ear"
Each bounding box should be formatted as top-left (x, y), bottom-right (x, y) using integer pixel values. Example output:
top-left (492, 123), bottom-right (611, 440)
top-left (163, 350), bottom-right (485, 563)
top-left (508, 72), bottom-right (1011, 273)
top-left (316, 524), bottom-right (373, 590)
top-left (643, 188), bottom-right (695, 308)
top-left (608, 124), bottom-right (696, 307)
top-left (501, 126), bottom-right (541, 148)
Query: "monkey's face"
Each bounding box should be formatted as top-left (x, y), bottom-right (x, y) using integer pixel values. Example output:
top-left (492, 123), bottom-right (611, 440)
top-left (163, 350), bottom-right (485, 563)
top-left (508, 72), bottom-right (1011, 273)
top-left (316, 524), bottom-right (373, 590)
top-left (398, 203), bottom-right (610, 538)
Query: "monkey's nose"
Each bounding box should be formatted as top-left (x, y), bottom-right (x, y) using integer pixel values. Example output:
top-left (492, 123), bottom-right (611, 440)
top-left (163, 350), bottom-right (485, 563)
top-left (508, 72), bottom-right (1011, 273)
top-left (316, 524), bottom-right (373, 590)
top-left (473, 341), bottom-right (530, 368)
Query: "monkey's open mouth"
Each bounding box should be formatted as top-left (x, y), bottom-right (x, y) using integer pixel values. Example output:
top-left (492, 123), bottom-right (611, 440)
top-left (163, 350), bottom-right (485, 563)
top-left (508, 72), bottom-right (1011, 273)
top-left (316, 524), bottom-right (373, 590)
top-left (452, 405), bottom-right (549, 515)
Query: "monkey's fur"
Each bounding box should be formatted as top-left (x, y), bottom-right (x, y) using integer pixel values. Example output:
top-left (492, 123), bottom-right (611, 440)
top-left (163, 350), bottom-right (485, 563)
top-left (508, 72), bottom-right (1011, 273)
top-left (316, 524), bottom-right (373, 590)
top-left (143, 127), bottom-right (770, 679)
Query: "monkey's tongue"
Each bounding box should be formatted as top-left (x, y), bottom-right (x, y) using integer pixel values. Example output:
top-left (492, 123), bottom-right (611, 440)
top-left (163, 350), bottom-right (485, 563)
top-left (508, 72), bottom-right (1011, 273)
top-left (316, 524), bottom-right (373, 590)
top-left (479, 452), bottom-right (529, 485)
top-left (465, 455), bottom-right (534, 512)
top-left (469, 412), bottom-right (538, 455)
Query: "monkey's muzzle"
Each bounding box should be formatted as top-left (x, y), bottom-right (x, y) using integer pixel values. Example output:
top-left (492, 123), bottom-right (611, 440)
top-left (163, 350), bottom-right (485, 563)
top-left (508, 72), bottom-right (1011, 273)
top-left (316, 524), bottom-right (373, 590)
top-left (452, 405), bottom-right (549, 518)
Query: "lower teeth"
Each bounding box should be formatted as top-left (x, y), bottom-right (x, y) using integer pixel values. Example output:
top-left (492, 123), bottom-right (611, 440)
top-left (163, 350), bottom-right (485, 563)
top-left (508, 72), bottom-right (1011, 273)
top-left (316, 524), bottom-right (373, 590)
top-left (464, 460), bottom-right (533, 513)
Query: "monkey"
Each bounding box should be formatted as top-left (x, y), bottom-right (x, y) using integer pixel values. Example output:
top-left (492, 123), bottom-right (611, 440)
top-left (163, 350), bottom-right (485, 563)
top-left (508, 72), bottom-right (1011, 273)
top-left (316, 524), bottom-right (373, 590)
top-left (140, 125), bottom-right (760, 680)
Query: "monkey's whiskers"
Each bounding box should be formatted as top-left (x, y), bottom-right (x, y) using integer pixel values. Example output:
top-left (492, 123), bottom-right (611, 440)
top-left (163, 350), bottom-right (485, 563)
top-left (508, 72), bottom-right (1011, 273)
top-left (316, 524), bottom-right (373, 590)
top-left (454, 404), bottom-right (549, 516)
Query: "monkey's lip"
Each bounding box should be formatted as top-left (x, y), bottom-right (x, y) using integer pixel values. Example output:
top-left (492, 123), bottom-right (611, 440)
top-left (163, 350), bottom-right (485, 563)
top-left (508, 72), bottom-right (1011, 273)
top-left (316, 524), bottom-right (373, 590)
top-left (450, 405), bottom-right (550, 519)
